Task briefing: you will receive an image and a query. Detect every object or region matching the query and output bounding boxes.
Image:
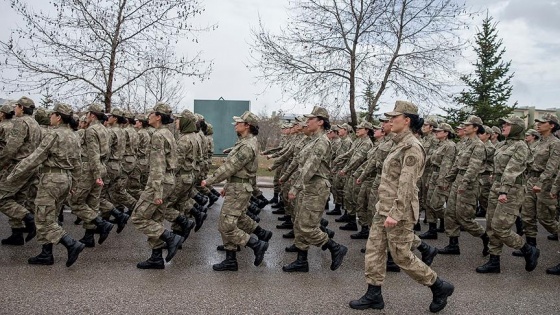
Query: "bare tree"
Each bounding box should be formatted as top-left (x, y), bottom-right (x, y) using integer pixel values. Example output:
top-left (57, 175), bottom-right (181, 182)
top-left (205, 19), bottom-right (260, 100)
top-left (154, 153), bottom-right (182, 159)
top-left (0, 0), bottom-right (214, 112)
top-left (250, 0), bottom-right (471, 125)
top-left (256, 110), bottom-right (282, 151)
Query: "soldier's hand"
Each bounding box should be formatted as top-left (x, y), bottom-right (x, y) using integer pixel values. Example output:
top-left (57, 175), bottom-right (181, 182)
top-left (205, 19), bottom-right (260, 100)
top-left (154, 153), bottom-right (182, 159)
top-left (498, 194), bottom-right (508, 203)
top-left (384, 216), bottom-right (398, 228)
top-left (95, 178), bottom-right (104, 186)
top-left (154, 198), bottom-right (163, 205)
top-left (356, 178), bottom-right (362, 185)
top-left (266, 155), bottom-right (272, 160)
top-left (550, 192), bottom-right (558, 199)
top-left (532, 186), bottom-right (541, 193)
top-left (201, 180), bottom-right (207, 187)
top-left (288, 193), bottom-right (296, 200)
top-left (220, 189), bottom-right (226, 197)
top-left (268, 166), bottom-right (273, 171)
top-left (339, 170), bottom-right (346, 176)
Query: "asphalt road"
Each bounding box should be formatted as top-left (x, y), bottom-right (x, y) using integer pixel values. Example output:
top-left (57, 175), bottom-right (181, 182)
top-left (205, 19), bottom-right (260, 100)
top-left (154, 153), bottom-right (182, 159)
top-left (1, 188), bottom-right (559, 315)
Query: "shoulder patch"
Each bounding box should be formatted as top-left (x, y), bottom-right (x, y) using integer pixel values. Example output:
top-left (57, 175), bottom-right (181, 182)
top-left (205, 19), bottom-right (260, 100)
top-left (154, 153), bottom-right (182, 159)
top-left (405, 155), bottom-right (418, 167)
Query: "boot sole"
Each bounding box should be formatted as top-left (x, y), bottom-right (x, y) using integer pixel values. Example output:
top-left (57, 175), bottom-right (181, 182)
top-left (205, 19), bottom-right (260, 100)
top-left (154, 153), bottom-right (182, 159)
top-left (254, 242), bottom-right (269, 266)
top-left (194, 213), bottom-right (208, 232)
top-left (331, 245), bottom-right (348, 271)
top-left (282, 266), bottom-right (309, 272)
top-left (165, 236), bottom-right (185, 262)
top-left (349, 302), bottom-right (385, 310)
top-left (430, 286), bottom-right (454, 313)
top-left (66, 242), bottom-right (85, 267)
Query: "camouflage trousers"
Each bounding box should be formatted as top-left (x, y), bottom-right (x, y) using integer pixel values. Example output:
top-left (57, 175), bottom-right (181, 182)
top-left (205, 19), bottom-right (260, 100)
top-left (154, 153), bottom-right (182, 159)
top-left (164, 173), bottom-right (197, 233)
top-left (444, 174), bottom-right (485, 238)
top-left (419, 170), bottom-right (432, 212)
top-left (195, 166), bottom-right (212, 196)
top-left (273, 167), bottom-right (282, 194)
top-left (344, 175), bottom-right (361, 216)
top-left (69, 163), bottom-right (103, 230)
top-left (478, 173), bottom-right (493, 212)
top-left (281, 177), bottom-right (296, 217)
top-left (332, 173), bottom-right (345, 206)
top-left (293, 178), bottom-right (330, 251)
top-left (35, 172), bottom-right (72, 245)
top-left (99, 160), bottom-right (120, 214)
top-left (487, 183), bottom-right (525, 256)
top-left (107, 159), bottom-right (137, 211)
top-left (128, 158), bottom-right (149, 200)
top-left (521, 175), bottom-right (559, 238)
top-left (356, 177), bottom-right (374, 227)
top-left (131, 174), bottom-right (175, 249)
top-left (367, 174), bottom-right (382, 217)
top-left (365, 214), bottom-right (436, 286)
top-left (0, 163), bottom-right (37, 229)
top-left (218, 182), bottom-right (257, 251)
top-left (426, 171), bottom-right (448, 224)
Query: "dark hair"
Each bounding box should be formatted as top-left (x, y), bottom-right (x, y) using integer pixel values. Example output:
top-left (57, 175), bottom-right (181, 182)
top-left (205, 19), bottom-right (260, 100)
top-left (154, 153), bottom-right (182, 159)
top-left (141, 120), bottom-right (149, 128)
top-left (367, 129), bottom-right (374, 137)
top-left (318, 116), bottom-right (331, 130)
top-left (156, 112), bottom-right (174, 125)
top-left (531, 133), bottom-right (540, 140)
top-left (56, 112), bottom-right (77, 127)
top-left (447, 132), bottom-right (456, 140)
top-left (22, 106), bottom-right (34, 116)
top-left (127, 118), bottom-right (135, 125)
top-left (3, 112), bottom-right (14, 119)
top-left (552, 122), bottom-right (560, 133)
top-left (91, 111), bottom-right (107, 122)
top-left (475, 124), bottom-right (485, 135)
top-left (249, 124), bottom-right (259, 135)
top-left (116, 115), bottom-right (127, 124)
top-left (404, 113), bottom-right (424, 134)
top-left (200, 120), bottom-right (208, 135)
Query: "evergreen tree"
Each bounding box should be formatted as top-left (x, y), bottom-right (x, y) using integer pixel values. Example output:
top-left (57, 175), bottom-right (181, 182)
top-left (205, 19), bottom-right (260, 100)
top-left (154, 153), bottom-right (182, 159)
top-left (40, 87), bottom-right (54, 109)
top-left (362, 79), bottom-right (379, 123)
top-left (444, 15), bottom-right (516, 127)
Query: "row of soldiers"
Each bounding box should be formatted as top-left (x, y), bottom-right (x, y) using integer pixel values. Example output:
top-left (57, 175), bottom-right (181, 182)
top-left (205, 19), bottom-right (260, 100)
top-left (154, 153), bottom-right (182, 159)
top-left (0, 97), bottom-right (224, 268)
top-left (264, 110), bottom-right (560, 275)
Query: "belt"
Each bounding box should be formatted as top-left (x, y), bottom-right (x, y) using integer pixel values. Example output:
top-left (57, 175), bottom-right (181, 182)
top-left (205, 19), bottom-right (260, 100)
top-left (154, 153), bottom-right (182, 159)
top-left (229, 177), bottom-right (251, 184)
top-left (41, 166), bottom-right (69, 174)
top-left (527, 170), bottom-right (542, 178)
top-left (494, 174), bottom-right (523, 185)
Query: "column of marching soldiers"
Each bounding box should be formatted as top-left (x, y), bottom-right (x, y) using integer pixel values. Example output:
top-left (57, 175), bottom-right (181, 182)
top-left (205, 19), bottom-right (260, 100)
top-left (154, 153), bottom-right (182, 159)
top-left (1, 97), bottom-right (560, 301)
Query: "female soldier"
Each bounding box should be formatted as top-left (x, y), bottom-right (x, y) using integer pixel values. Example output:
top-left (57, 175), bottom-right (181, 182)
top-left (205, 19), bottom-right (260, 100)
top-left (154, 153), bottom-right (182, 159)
top-left (419, 123), bottom-right (456, 240)
top-left (475, 115), bottom-right (539, 274)
top-left (350, 101), bottom-right (453, 313)
top-left (7, 103), bottom-right (84, 267)
top-left (282, 106), bottom-right (347, 272)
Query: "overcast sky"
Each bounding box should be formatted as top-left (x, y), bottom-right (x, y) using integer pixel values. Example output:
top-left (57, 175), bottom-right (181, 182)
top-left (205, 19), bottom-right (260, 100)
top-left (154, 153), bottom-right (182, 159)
top-left (0, 0), bottom-right (559, 116)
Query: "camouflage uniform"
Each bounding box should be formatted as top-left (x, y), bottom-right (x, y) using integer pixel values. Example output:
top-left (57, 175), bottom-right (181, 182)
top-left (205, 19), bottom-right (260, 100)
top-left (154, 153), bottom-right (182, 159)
top-left (261, 125), bottom-right (289, 197)
top-left (99, 108), bottom-right (125, 214)
top-left (113, 111), bottom-right (139, 209)
top-left (332, 125), bottom-right (353, 208)
top-left (128, 114), bottom-right (152, 199)
top-left (478, 130), bottom-right (496, 217)
top-left (521, 114), bottom-right (560, 238)
top-left (419, 120), bottom-right (440, 215)
top-left (362, 132), bottom-right (395, 217)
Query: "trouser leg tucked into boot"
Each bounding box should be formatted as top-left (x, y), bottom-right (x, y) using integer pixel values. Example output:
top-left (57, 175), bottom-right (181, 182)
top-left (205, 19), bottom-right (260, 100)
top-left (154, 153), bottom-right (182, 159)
top-left (438, 237), bottom-right (460, 255)
top-left (321, 239), bottom-right (348, 271)
top-left (282, 249), bottom-right (309, 272)
top-left (419, 223), bottom-right (438, 240)
top-left (349, 285), bottom-right (384, 310)
top-left (246, 236), bottom-right (269, 266)
top-left (137, 248), bottom-right (165, 269)
top-left (417, 241), bottom-right (438, 266)
top-left (475, 255), bottom-right (500, 273)
top-left (28, 243), bottom-right (54, 265)
top-left (213, 250), bottom-right (238, 271)
top-left (429, 277), bottom-right (454, 313)
top-left (254, 226), bottom-right (273, 242)
top-left (23, 213), bottom-right (37, 242)
top-left (93, 217), bottom-right (114, 245)
top-left (159, 230), bottom-right (184, 262)
top-left (520, 242), bottom-right (540, 272)
top-left (110, 208), bottom-right (130, 234)
top-left (79, 229), bottom-right (96, 248)
top-left (59, 234), bottom-right (85, 267)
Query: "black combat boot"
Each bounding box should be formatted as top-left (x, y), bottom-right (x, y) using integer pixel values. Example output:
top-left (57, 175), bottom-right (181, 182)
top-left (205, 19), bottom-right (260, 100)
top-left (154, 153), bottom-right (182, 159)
top-left (110, 208), bottom-right (130, 234)
top-left (246, 211), bottom-right (260, 223)
top-left (193, 202), bottom-right (208, 214)
top-left (193, 193), bottom-right (208, 207)
top-left (190, 207), bottom-right (208, 232)
top-left (59, 234), bottom-right (85, 267)
top-left (246, 237), bottom-right (269, 266)
top-left (276, 220), bottom-right (293, 229)
top-left (92, 217), bottom-right (114, 245)
top-left (414, 220), bottom-right (421, 231)
top-left (283, 230), bottom-right (295, 239)
top-left (515, 216), bottom-right (524, 236)
top-left (476, 255), bottom-right (500, 273)
top-left (285, 244), bottom-right (298, 252)
top-left (28, 243), bottom-right (54, 265)
top-left (335, 210), bottom-right (351, 223)
top-left (475, 204), bottom-right (486, 218)
top-left (159, 230), bottom-right (184, 262)
top-left (282, 249), bottom-right (309, 272)
top-left (320, 218), bottom-right (329, 227)
top-left (419, 223), bottom-right (438, 240)
top-left (248, 202), bottom-right (261, 215)
top-left (321, 239), bottom-right (348, 271)
top-left (513, 236), bottom-right (535, 257)
top-left (520, 242), bottom-right (540, 272)
top-left (429, 277), bottom-right (454, 313)
top-left (58, 209), bottom-right (64, 226)
top-left (208, 193), bottom-right (219, 207)
top-left (546, 263), bottom-right (560, 275)
top-left (481, 233), bottom-right (490, 256)
top-left (417, 241), bottom-right (438, 266)
top-left (216, 245), bottom-right (241, 252)
top-left (271, 206), bottom-right (285, 215)
top-left (326, 204), bottom-right (342, 216)
top-left (23, 213), bottom-right (37, 242)
top-left (79, 229), bottom-right (96, 248)
top-left (74, 217), bottom-right (83, 225)
top-left (210, 188), bottom-right (221, 198)
top-left (350, 225), bottom-right (369, 239)
top-left (339, 217), bottom-right (358, 231)
top-left (320, 226), bottom-right (335, 238)
top-left (278, 214), bottom-right (291, 221)
top-left (137, 248), bottom-right (165, 269)
top-left (257, 194), bottom-right (269, 206)
top-left (174, 215), bottom-right (195, 241)
top-left (254, 226), bottom-right (273, 242)
top-left (436, 218), bottom-right (445, 233)
top-left (349, 285), bottom-right (384, 310)
top-left (213, 250), bottom-right (238, 271)
top-left (271, 199), bottom-right (284, 210)
top-left (1, 228), bottom-right (25, 246)
top-left (547, 233), bottom-right (558, 241)
top-left (438, 237), bottom-right (460, 255)
top-left (269, 193), bottom-right (279, 205)
top-left (386, 252), bottom-right (401, 272)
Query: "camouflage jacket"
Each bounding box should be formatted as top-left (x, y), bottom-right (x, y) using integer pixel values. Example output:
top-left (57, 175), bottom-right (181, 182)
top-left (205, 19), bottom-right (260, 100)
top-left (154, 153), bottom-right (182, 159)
top-left (341, 137), bottom-right (373, 175)
top-left (123, 125), bottom-right (139, 157)
top-left (358, 133), bottom-right (395, 181)
top-left (445, 136), bottom-right (486, 188)
top-left (147, 127), bottom-right (177, 200)
top-left (107, 125), bottom-right (125, 161)
top-left (527, 134), bottom-right (560, 189)
top-left (355, 143), bottom-right (379, 180)
top-left (492, 138), bottom-right (530, 194)
top-left (289, 130), bottom-right (331, 194)
top-left (376, 130), bottom-right (425, 222)
top-left (0, 115), bottom-right (41, 168)
top-left (0, 119), bottom-right (14, 152)
top-left (206, 134), bottom-right (258, 186)
top-left (271, 133), bottom-right (305, 170)
top-left (85, 120), bottom-right (110, 180)
top-left (422, 132), bottom-right (439, 161)
top-left (482, 140), bottom-right (496, 174)
top-left (261, 135), bottom-right (286, 155)
top-left (279, 135), bottom-right (312, 182)
top-left (430, 139), bottom-right (456, 183)
top-left (176, 132), bottom-right (200, 173)
top-left (137, 128), bottom-right (152, 163)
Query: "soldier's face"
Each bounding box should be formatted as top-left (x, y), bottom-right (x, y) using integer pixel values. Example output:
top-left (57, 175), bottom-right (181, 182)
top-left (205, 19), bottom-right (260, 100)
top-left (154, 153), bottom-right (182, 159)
top-left (435, 130), bottom-right (446, 140)
top-left (389, 114), bottom-right (407, 133)
top-left (148, 112), bottom-right (160, 127)
top-left (14, 105), bottom-right (23, 117)
top-left (463, 124), bottom-right (476, 135)
top-left (536, 121), bottom-right (551, 134)
top-left (502, 123), bottom-right (511, 137)
top-left (382, 121), bottom-right (391, 133)
top-left (306, 117), bottom-right (322, 132)
top-left (134, 120), bottom-right (142, 129)
top-left (525, 135), bottom-right (533, 142)
top-left (338, 129), bottom-right (347, 137)
top-left (478, 132), bottom-right (490, 142)
top-left (421, 124), bottom-right (432, 134)
top-left (355, 128), bottom-right (366, 137)
top-left (374, 128), bottom-right (384, 139)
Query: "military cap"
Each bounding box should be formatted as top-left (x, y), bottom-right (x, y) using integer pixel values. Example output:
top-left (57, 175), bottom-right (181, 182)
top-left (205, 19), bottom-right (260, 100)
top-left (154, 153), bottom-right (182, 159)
top-left (482, 125), bottom-right (493, 135)
top-left (356, 121), bottom-right (373, 130)
top-left (492, 126), bottom-right (502, 135)
top-left (34, 108), bottom-right (50, 126)
top-left (232, 111), bottom-right (259, 127)
top-left (330, 125), bottom-right (340, 131)
top-left (379, 117), bottom-right (390, 122)
top-left (434, 122), bottom-right (455, 134)
top-left (338, 123), bottom-right (353, 132)
top-left (123, 110), bottom-right (135, 119)
top-left (87, 103), bottom-right (104, 114)
top-left (15, 96), bottom-right (35, 108)
top-left (135, 113), bottom-right (148, 121)
top-left (152, 102), bottom-right (172, 115)
top-left (499, 115), bottom-right (526, 129)
top-left (424, 117), bottom-right (439, 128)
top-left (281, 122), bottom-right (290, 129)
top-left (108, 107), bottom-right (124, 117)
top-left (535, 113), bottom-right (559, 125)
top-left (53, 102), bottom-right (73, 116)
top-left (174, 109), bottom-right (197, 121)
top-left (456, 124), bottom-right (465, 130)
top-left (525, 129), bottom-right (539, 137)
top-left (206, 123), bottom-right (214, 135)
top-left (294, 116), bottom-right (305, 123)
top-left (385, 100), bottom-right (418, 117)
top-left (0, 103), bottom-right (14, 114)
top-left (195, 113), bottom-right (205, 121)
top-left (462, 115), bottom-right (483, 126)
top-left (304, 106), bottom-right (329, 120)
top-left (79, 115), bottom-right (87, 122)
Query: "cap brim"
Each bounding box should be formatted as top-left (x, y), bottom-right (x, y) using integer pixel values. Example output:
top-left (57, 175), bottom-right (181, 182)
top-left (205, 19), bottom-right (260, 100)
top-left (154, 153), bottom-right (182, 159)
top-left (372, 125), bottom-right (382, 129)
top-left (303, 114), bottom-right (317, 118)
top-left (534, 119), bottom-right (548, 123)
top-left (384, 111), bottom-right (402, 117)
top-left (498, 118), bottom-right (511, 124)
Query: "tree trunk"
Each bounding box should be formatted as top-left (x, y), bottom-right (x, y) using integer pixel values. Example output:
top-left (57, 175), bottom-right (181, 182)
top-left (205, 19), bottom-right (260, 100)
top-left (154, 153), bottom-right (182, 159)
top-left (349, 56), bottom-right (357, 127)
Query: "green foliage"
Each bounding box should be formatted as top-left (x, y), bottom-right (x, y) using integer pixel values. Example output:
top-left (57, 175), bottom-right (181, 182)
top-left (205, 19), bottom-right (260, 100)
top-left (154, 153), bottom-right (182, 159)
top-left (444, 15), bottom-right (516, 127)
